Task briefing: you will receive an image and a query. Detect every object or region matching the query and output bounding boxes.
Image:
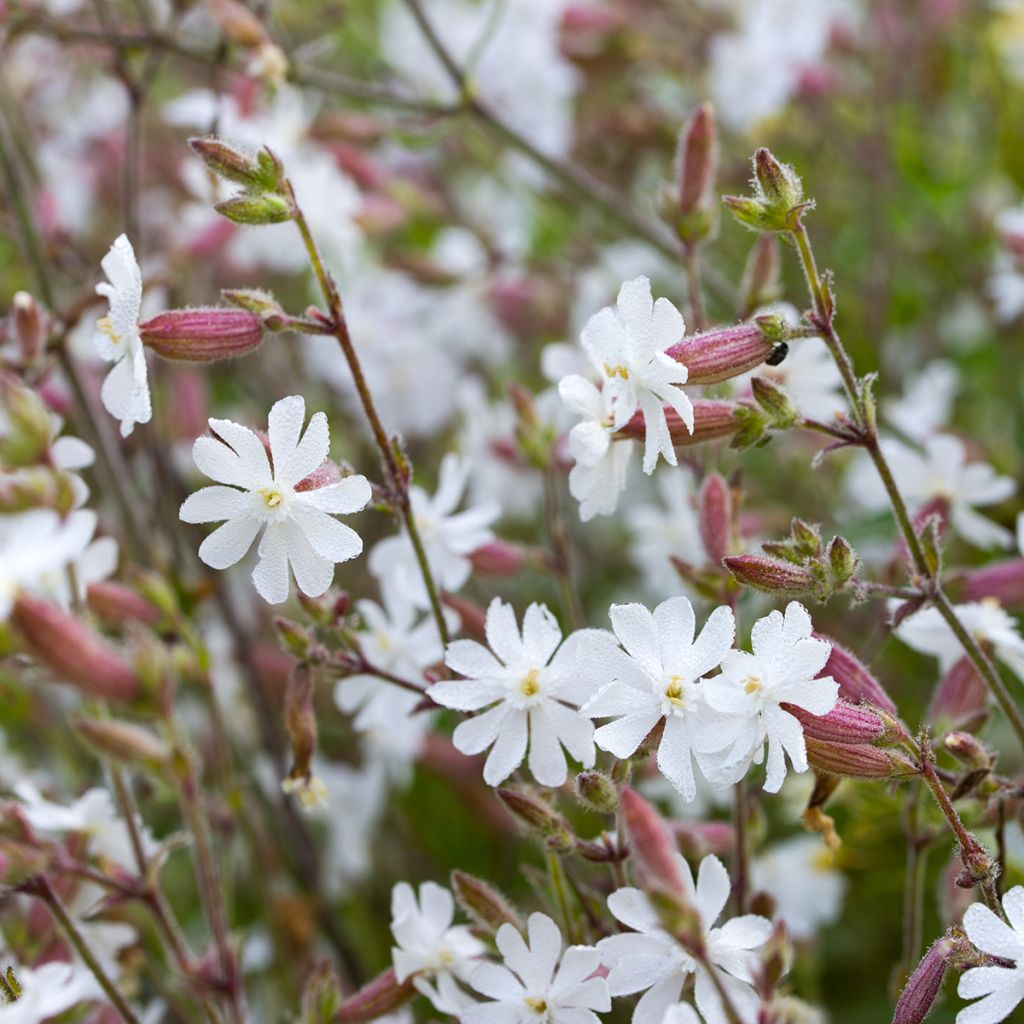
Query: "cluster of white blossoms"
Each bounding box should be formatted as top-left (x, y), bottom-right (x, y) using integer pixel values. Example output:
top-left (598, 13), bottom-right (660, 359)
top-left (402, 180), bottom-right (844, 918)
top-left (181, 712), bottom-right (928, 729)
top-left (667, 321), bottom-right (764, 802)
top-left (433, 595), bottom-right (838, 800)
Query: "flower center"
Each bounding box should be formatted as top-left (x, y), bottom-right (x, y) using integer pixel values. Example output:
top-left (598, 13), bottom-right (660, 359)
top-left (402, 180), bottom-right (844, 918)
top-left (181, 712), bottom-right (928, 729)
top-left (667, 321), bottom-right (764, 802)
top-left (437, 948), bottom-right (454, 967)
top-left (520, 668), bottom-right (541, 697)
top-left (665, 675), bottom-right (685, 708)
top-left (524, 997), bottom-right (548, 1016)
top-left (744, 676), bottom-right (763, 695)
top-left (260, 487), bottom-right (285, 509)
top-left (97, 315), bottom-right (122, 346)
top-left (604, 362), bottom-right (630, 380)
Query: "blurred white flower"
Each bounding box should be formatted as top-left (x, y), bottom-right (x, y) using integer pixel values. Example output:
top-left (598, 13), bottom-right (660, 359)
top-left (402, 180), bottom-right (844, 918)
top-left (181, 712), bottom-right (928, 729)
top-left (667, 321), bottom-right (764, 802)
top-left (884, 360), bottom-right (958, 443)
top-left (180, 395), bottom-right (371, 604)
top-left (736, 336), bottom-right (845, 423)
top-left (0, 961), bottom-right (102, 1023)
top-left (579, 596), bottom-right (738, 802)
top-left (465, 913), bottom-right (609, 1024)
top-left (958, 885), bottom-right (1024, 1024)
top-left (368, 454), bottom-right (498, 609)
top-left (94, 234), bottom-right (150, 437)
top-left (598, 854), bottom-right (771, 1024)
top-left (429, 599), bottom-right (602, 787)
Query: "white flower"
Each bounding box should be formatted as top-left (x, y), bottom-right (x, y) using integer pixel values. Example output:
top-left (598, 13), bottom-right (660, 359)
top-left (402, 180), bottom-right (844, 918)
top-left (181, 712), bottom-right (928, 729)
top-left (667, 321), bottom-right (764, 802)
top-left (579, 596), bottom-right (738, 802)
top-left (845, 435), bottom-right (1016, 549)
top-left (180, 395), bottom-right (371, 605)
top-left (958, 886), bottom-right (1024, 1024)
top-left (598, 854), bottom-right (771, 1024)
top-left (704, 602), bottom-right (838, 794)
top-left (894, 599), bottom-right (1024, 683)
top-left (750, 836), bottom-right (846, 941)
top-left (0, 509), bottom-right (95, 619)
top-left (368, 454), bottom-right (498, 610)
top-left (465, 913), bottom-right (610, 1024)
top-left (33, 510), bottom-right (117, 611)
top-left (0, 961), bottom-right (102, 1023)
top-left (558, 373), bottom-right (634, 522)
top-left (391, 880), bottom-right (485, 1015)
top-left (883, 360), bottom-right (958, 443)
top-left (580, 276), bottom-right (691, 474)
top-left (429, 599), bottom-right (602, 787)
top-left (94, 234), bottom-right (151, 437)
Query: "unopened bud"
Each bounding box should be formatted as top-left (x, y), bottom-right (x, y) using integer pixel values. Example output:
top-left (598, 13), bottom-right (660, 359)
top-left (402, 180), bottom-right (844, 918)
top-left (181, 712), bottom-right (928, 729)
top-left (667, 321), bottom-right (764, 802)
top-left (805, 737), bottom-right (917, 780)
top-left (275, 616), bottom-right (313, 659)
top-left (221, 287), bottom-right (285, 318)
top-left (283, 664), bottom-right (319, 808)
top-left (737, 236), bottom-right (781, 319)
top-left (668, 324), bottom-right (773, 385)
top-left (496, 787), bottom-right (574, 854)
top-left (962, 559), bottom-right (1024, 608)
top-left (827, 535), bottom-right (858, 588)
top-left (139, 308), bottom-right (264, 362)
top-left (752, 376), bottom-right (799, 428)
top-left (668, 102), bottom-right (718, 244)
top-left (470, 541), bottom-right (526, 576)
top-left (782, 699), bottom-right (889, 745)
top-left (944, 732), bottom-right (993, 772)
top-left (73, 717), bottom-right (172, 776)
top-left (892, 937), bottom-right (954, 1024)
top-left (189, 136), bottom-right (274, 190)
top-left (334, 968), bottom-right (414, 1024)
top-left (0, 468), bottom-right (76, 514)
top-left (723, 149), bottom-right (809, 233)
top-left (86, 582), bottom-right (161, 627)
top-left (11, 292), bottom-right (45, 364)
top-left (0, 374), bottom-right (52, 467)
top-left (574, 770), bottom-right (619, 813)
top-left (11, 596), bottom-right (141, 703)
top-left (215, 193), bottom-right (292, 226)
top-left (672, 820), bottom-right (734, 860)
top-left (698, 473), bottom-right (732, 564)
top-left (299, 961), bottom-right (342, 1024)
top-left (451, 870), bottom-right (523, 933)
top-left (620, 787), bottom-right (687, 896)
top-left (929, 656), bottom-right (988, 731)
top-left (759, 920), bottom-right (792, 995)
top-left (754, 148), bottom-right (804, 210)
top-left (724, 554), bottom-right (815, 594)
top-left (818, 638), bottom-right (898, 715)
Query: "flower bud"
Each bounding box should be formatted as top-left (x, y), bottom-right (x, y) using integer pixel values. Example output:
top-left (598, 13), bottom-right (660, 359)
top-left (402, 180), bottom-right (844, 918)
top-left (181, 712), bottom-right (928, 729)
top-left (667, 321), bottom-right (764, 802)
top-left (818, 638), bottom-right (898, 715)
top-left (442, 593), bottom-right (486, 643)
top-left (0, 468), bottom-right (75, 514)
top-left (215, 193), bottom-right (292, 226)
top-left (73, 716), bottom-right (173, 776)
top-left (929, 656), bottom-right (988, 731)
top-left (11, 292), bottom-right (45, 365)
top-left (962, 559), bottom-right (1024, 608)
top-left (620, 787), bottom-right (687, 897)
top-left (574, 770), bottom-right (619, 814)
top-left (470, 540), bottom-right (526, 576)
top-left (754, 148), bottom-right (804, 211)
top-left (751, 376), bottom-right (799, 428)
top-left (759, 920), bottom-right (793, 995)
top-left (737, 236), bottom-right (781, 319)
top-left (944, 731), bottom-right (993, 772)
top-left (667, 324), bottom-right (773, 385)
top-left (282, 664), bottom-right (321, 809)
top-left (190, 136), bottom-right (272, 189)
top-left (299, 961), bottom-right (342, 1023)
top-left (781, 699), bottom-right (888, 745)
top-left (85, 582), bottom-right (161, 627)
top-left (0, 374), bottom-right (52, 467)
top-left (672, 820), bottom-right (734, 860)
top-left (334, 968), bottom-right (414, 1024)
top-left (827, 535), bottom-right (858, 588)
top-left (723, 554), bottom-right (815, 594)
top-left (723, 149), bottom-right (809, 233)
top-left (451, 870), bottom-right (523, 933)
top-left (221, 287), bottom-right (285, 319)
top-left (275, 616), bottom-right (314, 659)
top-left (139, 308), bottom-right (264, 362)
top-left (11, 595), bottom-right (141, 703)
top-left (892, 937), bottom-right (954, 1024)
top-left (804, 737), bottom-right (917, 780)
top-left (496, 787), bottom-right (575, 854)
top-left (699, 473), bottom-right (732, 564)
top-left (667, 102), bottom-right (718, 244)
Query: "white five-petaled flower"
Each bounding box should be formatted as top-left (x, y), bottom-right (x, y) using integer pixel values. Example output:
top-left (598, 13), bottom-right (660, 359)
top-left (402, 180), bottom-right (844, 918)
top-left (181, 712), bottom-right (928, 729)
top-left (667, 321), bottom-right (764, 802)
top-left (957, 886), bottom-right (1024, 1024)
top-left (0, 961), bottom-right (103, 1023)
top-left (579, 596), bottom-right (738, 802)
top-left (598, 854), bottom-right (771, 1024)
top-left (465, 912), bottom-right (610, 1024)
top-left (429, 599), bottom-right (602, 787)
top-left (368, 453), bottom-right (498, 610)
top-left (557, 373), bottom-right (634, 522)
top-left (391, 880), bottom-right (485, 1015)
top-left (93, 233), bottom-right (151, 437)
top-left (703, 601), bottom-right (838, 794)
top-left (180, 395), bottom-right (371, 605)
top-left (579, 276), bottom-right (691, 474)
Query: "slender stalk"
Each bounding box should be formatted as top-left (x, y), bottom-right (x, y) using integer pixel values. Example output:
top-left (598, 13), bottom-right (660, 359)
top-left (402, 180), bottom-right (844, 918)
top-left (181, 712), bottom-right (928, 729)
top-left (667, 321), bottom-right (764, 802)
top-left (543, 468), bottom-right (583, 630)
top-left (546, 849), bottom-right (579, 945)
top-left (900, 784), bottom-right (928, 969)
top-left (732, 777), bottom-right (750, 915)
top-left (682, 244), bottom-right (709, 331)
top-left (286, 183), bottom-right (449, 647)
top-left (27, 875), bottom-right (143, 1024)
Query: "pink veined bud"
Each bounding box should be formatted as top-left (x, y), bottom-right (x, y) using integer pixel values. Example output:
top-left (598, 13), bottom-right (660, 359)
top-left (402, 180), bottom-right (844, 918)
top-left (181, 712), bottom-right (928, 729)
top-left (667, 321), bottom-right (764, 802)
top-left (334, 968), bottom-right (414, 1024)
top-left (620, 787), bottom-right (687, 896)
top-left (11, 595), bottom-right (142, 703)
top-left (781, 699), bottom-right (888, 745)
top-left (699, 473), bottom-right (732, 564)
top-left (86, 581), bottom-right (162, 627)
top-left (11, 292), bottom-right (45, 364)
top-left (944, 731), bottom-right (993, 771)
top-left (451, 869), bottom-right (523, 933)
top-left (892, 937), bottom-right (954, 1024)
top-left (442, 593), bottom-right (486, 642)
top-left (470, 540), bottom-right (526, 576)
top-left (929, 656), bottom-right (989, 731)
top-left (962, 558), bottom-right (1024, 607)
top-left (619, 399), bottom-right (742, 446)
top-left (723, 554), bottom-right (815, 593)
top-left (667, 324), bottom-right (774, 385)
top-left (676, 102), bottom-right (717, 216)
top-left (805, 737), bottom-right (917, 780)
top-left (671, 820), bottom-right (734, 860)
top-left (817, 637), bottom-right (898, 715)
top-left (139, 308), bottom-right (264, 362)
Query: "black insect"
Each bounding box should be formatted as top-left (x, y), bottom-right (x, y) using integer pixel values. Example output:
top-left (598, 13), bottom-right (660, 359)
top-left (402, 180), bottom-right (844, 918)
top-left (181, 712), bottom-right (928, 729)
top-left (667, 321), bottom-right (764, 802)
top-left (765, 342), bottom-right (789, 366)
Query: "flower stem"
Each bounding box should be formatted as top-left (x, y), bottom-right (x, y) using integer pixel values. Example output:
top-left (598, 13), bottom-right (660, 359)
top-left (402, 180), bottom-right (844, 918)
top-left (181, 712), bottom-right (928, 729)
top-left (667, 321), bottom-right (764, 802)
top-left (546, 849), bottom-right (579, 945)
top-left (682, 243), bottom-right (709, 332)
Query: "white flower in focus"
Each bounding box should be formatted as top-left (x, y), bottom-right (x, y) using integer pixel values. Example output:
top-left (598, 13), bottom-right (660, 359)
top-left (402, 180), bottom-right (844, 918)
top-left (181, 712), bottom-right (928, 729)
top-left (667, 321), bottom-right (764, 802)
top-left (598, 854), bottom-right (771, 1024)
top-left (558, 374), bottom-right (634, 522)
top-left (94, 234), bottom-right (151, 437)
top-left (894, 600), bottom-right (1024, 683)
top-left (580, 276), bottom-right (691, 474)
top-left (180, 395), bottom-right (371, 605)
top-left (579, 597), bottom-right (738, 802)
top-left (705, 602), bottom-right (837, 794)
top-left (429, 599), bottom-right (603, 787)
top-left (391, 881), bottom-right (485, 1015)
top-left (957, 886), bottom-right (1024, 1024)
top-left (884, 360), bottom-right (958, 443)
top-left (464, 913), bottom-right (610, 1024)
top-left (368, 454), bottom-right (498, 610)
top-left (0, 961), bottom-right (102, 1023)
top-left (751, 836), bottom-right (846, 941)
top-left (845, 435), bottom-right (1016, 548)
top-left (0, 509), bottom-right (95, 619)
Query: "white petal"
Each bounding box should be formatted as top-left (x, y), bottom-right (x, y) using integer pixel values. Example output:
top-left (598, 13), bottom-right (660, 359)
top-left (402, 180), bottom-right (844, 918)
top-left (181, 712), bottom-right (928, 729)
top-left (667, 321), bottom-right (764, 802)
top-left (180, 485), bottom-right (247, 524)
top-left (483, 708), bottom-right (528, 785)
top-left (198, 515), bottom-right (262, 570)
top-left (284, 519), bottom-right (335, 597)
top-left (252, 522), bottom-right (290, 604)
top-left (297, 476), bottom-right (372, 514)
top-left (292, 506), bottom-right (363, 563)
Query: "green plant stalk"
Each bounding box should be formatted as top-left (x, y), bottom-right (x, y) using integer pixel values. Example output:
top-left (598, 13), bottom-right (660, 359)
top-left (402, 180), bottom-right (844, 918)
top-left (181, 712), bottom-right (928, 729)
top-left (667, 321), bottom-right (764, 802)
top-left (546, 849), bottom-right (579, 945)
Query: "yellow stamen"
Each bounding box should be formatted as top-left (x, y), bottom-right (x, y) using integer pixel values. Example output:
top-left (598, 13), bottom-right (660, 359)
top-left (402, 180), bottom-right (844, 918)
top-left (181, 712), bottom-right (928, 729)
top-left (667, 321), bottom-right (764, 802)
top-left (524, 998), bottom-right (548, 1014)
top-left (744, 676), bottom-right (763, 695)
top-left (97, 316), bottom-right (121, 344)
top-left (603, 363), bottom-right (630, 380)
top-left (520, 668), bottom-right (540, 697)
top-left (665, 675), bottom-right (684, 707)
top-left (260, 487), bottom-right (284, 509)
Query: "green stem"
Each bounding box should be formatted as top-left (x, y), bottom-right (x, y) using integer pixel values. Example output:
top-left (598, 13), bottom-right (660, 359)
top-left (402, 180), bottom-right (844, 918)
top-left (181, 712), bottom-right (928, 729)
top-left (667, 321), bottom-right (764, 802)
top-left (543, 468), bottom-right (583, 630)
top-left (682, 243), bottom-right (709, 332)
top-left (546, 850), bottom-right (579, 944)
